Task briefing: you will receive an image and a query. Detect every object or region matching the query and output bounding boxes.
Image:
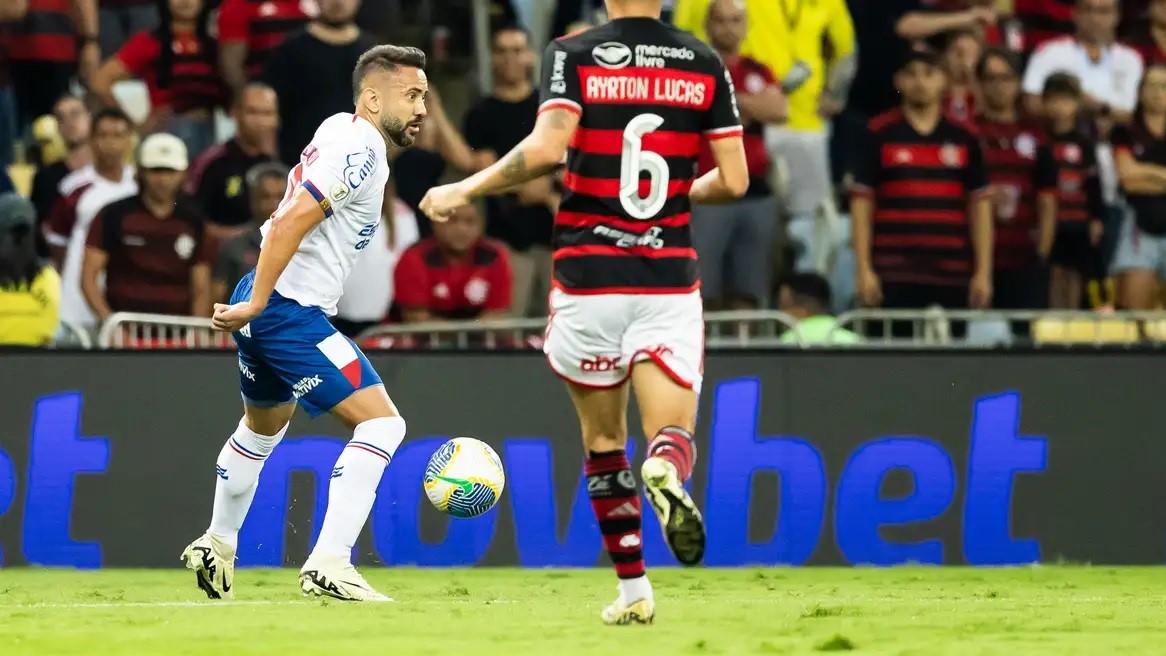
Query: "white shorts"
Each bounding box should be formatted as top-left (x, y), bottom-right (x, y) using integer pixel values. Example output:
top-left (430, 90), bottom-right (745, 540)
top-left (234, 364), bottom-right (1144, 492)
top-left (544, 289), bottom-right (704, 395)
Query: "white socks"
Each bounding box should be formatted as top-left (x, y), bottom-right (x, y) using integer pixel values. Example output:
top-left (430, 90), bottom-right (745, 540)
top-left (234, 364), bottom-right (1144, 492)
top-left (311, 416), bottom-right (407, 560)
top-left (619, 576), bottom-right (653, 605)
top-left (207, 418), bottom-right (287, 549)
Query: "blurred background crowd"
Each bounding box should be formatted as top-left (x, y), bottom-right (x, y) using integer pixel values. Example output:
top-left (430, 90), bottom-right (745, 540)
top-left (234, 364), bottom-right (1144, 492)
top-left (0, 0), bottom-right (1164, 348)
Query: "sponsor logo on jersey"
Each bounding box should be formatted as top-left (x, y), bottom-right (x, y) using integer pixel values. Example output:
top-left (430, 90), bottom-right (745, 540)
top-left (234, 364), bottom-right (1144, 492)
top-left (292, 375), bottom-right (323, 398)
top-left (238, 358), bottom-right (256, 382)
top-left (724, 68), bottom-right (741, 120)
top-left (550, 50), bottom-right (568, 94)
top-left (592, 225), bottom-right (665, 250)
top-left (580, 354), bottom-right (621, 372)
top-left (301, 144), bottom-right (319, 165)
top-left (343, 147), bottom-right (377, 189)
top-left (633, 44), bottom-right (695, 68)
top-left (592, 42), bottom-right (632, 69)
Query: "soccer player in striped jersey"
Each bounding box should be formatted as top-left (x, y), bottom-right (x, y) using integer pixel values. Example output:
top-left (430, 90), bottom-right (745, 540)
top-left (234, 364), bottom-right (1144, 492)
top-left (180, 44), bottom-right (429, 603)
top-left (420, 0), bottom-right (748, 626)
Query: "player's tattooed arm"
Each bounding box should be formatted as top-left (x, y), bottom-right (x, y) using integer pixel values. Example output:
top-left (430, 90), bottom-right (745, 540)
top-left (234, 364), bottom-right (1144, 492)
top-left (463, 108), bottom-right (577, 197)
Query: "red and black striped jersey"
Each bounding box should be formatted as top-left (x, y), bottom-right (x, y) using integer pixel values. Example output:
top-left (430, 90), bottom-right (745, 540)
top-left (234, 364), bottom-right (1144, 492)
top-left (851, 109), bottom-right (990, 287)
top-left (976, 118), bottom-right (1058, 269)
top-left (1013, 0), bottom-right (1074, 53)
top-left (697, 55), bottom-right (774, 197)
top-left (1048, 130), bottom-right (1103, 227)
top-left (8, 0), bottom-right (76, 63)
top-left (538, 17), bottom-right (742, 295)
top-left (217, 0), bottom-right (311, 78)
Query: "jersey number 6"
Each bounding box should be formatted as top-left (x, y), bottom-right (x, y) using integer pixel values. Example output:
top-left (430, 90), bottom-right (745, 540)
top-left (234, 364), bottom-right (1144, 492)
top-left (619, 113), bottom-right (670, 220)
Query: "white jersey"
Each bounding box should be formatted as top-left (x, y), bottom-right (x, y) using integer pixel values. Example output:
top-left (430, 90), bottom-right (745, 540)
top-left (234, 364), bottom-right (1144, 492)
top-left (263, 113), bottom-right (390, 315)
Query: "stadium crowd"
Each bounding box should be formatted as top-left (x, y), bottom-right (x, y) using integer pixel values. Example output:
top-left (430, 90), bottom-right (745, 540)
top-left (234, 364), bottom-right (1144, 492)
top-left (0, 0), bottom-right (1164, 347)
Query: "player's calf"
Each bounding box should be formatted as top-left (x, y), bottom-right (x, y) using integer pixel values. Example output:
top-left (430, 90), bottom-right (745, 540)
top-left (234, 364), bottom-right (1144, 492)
top-left (642, 426), bottom-right (705, 567)
top-left (646, 425), bottom-right (696, 482)
top-left (586, 449), bottom-right (654, 615)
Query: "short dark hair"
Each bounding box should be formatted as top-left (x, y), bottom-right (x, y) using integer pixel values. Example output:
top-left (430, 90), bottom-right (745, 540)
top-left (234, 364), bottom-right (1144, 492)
top-left (944, 28), bottom-right (979, 52)
top-left (781, 273), bottom-right (833, 313)
top-left (246, 161), bottom-right (290, 191)
top-left (91, 107), bottom-right (133, 131)
top-left (52, 93), bottom-right (86, 113)
top-left (975, 46), bottom-right (1020, 80)
top-left (492, 23), bottom-right (529, 45)
top-left (1043, 72), bottom-right (1082, 98)
top-left (235, 81), bottom-right (277, 108)
top-left (352, 44), bottom-right (427, 102)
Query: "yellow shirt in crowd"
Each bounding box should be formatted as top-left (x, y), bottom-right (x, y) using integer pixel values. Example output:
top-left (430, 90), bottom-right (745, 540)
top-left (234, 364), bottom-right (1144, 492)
top-left (0, 266), bottom-right (61, 347)
top-left (672, 0), bottom-right (856, 132)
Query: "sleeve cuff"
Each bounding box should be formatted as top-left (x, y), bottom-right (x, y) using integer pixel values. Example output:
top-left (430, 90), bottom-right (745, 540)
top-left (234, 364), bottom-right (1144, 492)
top-left (704, 125), bottom-right (744, 140)
top-left (538, 99), bottom-right (582, 117)
top-left (849, 184), bottom-right (874, 198)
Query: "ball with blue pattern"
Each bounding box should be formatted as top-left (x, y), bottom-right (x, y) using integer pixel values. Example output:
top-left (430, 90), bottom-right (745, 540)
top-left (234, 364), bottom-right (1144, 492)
top-left (423, 437), bottom-right (505, 518)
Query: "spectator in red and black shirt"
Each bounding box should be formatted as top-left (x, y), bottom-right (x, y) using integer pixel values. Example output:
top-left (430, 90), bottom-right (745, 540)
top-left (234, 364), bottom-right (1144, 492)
top-left (9, 0), bottom-right (100, 130)
top-left (851, 48), bottom-right (994, 316)
top-left (217, 0), bottom-right (312, 97)
top-left (975, 47), bottom-right (1058, 310)
top-left (943, 29), bottom-right (983, 122)
top-left (1042, 72), bottom-right (1107, 308)
top-left (80, 132), bottom-right (213, 321)
top-left (1127, 0), bottom-right (1166, 64)
top-left (1110, 63), bottom-right (1166, 309)
top-left (91, 0), bottom-right (227, 157)
top-left (393, 204), bottom-right (512, 322)
top-left (1014, 0), bottom-right (1077, 53)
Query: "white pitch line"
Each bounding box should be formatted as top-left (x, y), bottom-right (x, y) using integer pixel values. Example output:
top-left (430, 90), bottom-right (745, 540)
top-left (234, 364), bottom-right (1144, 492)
top-left (0, 599), bottom-right (521, 609)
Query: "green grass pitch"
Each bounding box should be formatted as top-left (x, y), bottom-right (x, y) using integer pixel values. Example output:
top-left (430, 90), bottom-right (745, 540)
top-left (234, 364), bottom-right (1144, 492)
top-left (1, 567), bottom-right (1164, 655)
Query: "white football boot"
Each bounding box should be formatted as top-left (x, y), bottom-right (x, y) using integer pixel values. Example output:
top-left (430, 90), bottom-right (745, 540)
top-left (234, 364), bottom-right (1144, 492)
top-left (181, 533), bottom-right (235, 599)
top-left (641, 456), bottom-right (706, 566)
top-left (299, 554), bottom-right (392, 602)
top-left (601, 594), bottom-right (655, 626)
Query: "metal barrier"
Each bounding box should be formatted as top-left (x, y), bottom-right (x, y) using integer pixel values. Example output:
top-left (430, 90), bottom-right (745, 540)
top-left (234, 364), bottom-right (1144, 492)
top-left (832, 309), bottom-right (1166, 348)
top-left (53, 320), bottom-right (93, 349)
top-left (95, 309), bottom-right (1166, 350)
top-left (97, 313), bottom-right (234, 349)
top-left (355, 310), bottom-right (805, 349)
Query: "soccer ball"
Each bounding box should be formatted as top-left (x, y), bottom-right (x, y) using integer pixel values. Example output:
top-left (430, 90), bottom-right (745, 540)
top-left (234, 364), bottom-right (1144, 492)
top-left (423, 437), bottom-right (505, 518)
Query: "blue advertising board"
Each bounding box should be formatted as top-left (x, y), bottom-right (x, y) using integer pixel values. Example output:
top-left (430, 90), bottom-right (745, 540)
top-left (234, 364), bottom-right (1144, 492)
top-left (0, 352), bottom-right (1157, 568)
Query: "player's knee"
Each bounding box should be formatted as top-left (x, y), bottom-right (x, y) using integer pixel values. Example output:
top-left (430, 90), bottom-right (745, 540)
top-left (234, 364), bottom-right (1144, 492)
top-left (244, 404), bottom-right (295, 436)
top-left (352, 415), bottom-right (408, 458)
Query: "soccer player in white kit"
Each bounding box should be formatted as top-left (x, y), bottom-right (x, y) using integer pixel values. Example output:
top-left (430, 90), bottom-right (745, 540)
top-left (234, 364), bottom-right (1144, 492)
top-left (180, 45), bottom-right (429, 602)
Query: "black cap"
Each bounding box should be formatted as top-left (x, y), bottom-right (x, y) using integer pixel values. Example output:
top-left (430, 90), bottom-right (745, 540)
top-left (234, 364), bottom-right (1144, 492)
top-left (0, 193), bottom-right (35, 230)
top-left (896, 46), bottom-right (942, 73)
